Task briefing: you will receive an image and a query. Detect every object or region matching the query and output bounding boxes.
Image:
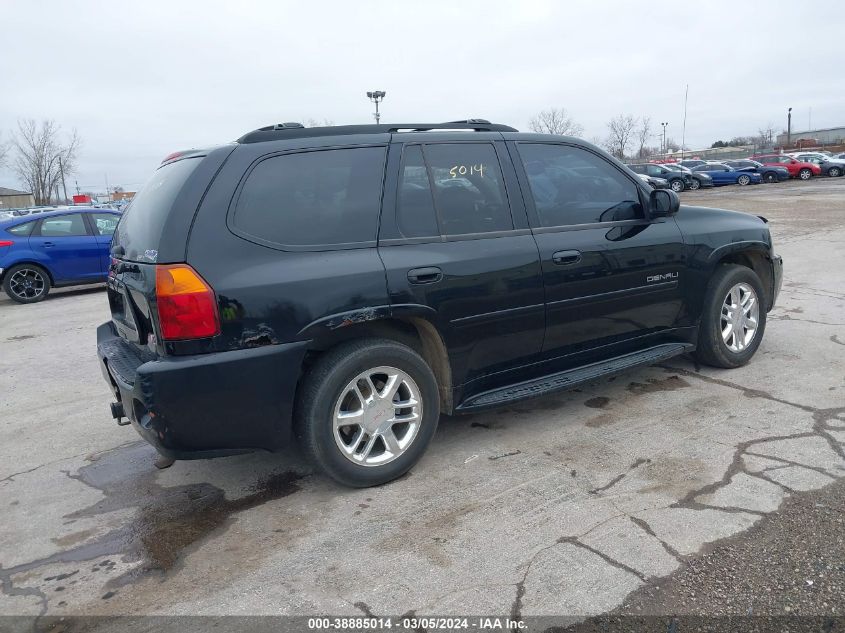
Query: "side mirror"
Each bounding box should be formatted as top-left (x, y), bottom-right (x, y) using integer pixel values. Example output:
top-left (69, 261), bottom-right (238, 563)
top-left (650, 189), bottom-right (679, 217)
top-left (790, 159), bottom-right (798, 164)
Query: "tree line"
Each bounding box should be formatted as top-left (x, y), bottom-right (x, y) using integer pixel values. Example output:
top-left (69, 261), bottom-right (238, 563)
top-left (0, 120), bottom-right (80, 206)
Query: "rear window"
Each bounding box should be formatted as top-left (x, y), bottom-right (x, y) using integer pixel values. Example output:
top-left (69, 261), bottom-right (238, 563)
top-left (112, 157), bottom-right (202, 262)
top-left (231, 147), bottom-right (386, 248)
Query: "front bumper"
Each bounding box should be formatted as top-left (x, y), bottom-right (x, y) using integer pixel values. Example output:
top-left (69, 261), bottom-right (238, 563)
top-left (770, 255), bottom-right (783, 310)
top-left (97, 322), bottom-right (309, 459)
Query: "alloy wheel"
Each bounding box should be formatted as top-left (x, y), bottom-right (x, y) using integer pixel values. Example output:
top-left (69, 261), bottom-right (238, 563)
top-left (738, 175), bottom-right (751, 185)
top-left (799, 169), bottom-right (812, 180)
top-left (332, 366), bottom-right (423, 467)
top-left (9, 268), bottom-right (46, 301)
top-left (720, 283), bottom-right (759, 353)
top-left (671, 180), bottom-right (684, 192)
top-left (689, 179), bottom-right (701, 190)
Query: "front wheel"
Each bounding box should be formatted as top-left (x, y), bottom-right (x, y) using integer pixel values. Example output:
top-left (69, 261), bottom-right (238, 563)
top-left (670, 179), bottom-right (685, 193)
top-left (694, 265), bottom-right (767, 369)
top-left (296, 338), bottom-right (440, 487)
top-left (737, 174), bottom-right (751, 186)
top-left (828, 166), bottom-right (842, 177)
top-left (798, 168), bottom-right (813, 180)
top-left (763, 172), bottom-right (778, 183)
top-left (3, 264), bottom-right (51, 304)
top-left (688, 178), bottom-right (701, 191)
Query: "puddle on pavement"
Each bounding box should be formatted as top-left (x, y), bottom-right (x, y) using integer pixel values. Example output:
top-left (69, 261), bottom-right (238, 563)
top-left (584, 396), bottom-right (610, 409)
top-left (2, 442), bottom-right (304, 591)
top-left (627, 375), bottom-right (690, 395)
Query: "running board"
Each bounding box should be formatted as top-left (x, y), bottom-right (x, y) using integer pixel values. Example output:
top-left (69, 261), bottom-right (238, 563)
top-left (457, 343), bottom-right (693, 412)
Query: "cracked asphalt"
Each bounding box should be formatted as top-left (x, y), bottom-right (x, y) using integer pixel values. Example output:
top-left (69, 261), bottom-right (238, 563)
top-left (1, 178), bottom-right (844, 624)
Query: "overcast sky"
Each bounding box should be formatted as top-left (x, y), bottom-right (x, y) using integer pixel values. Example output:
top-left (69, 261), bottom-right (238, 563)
top-left (1, 0), bottom-right (843, 193)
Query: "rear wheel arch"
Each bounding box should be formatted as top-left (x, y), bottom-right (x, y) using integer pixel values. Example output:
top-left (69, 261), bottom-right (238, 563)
top-left (300, 316), bottom-right (454, 414)
top-left (1, 260), bottom-right (55, 285)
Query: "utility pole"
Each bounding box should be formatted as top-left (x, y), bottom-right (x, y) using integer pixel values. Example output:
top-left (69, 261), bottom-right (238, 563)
top-left (58, 156), bottom-right (68, 205)
top-left (787, 107), bottom-right (792, 147)
top-left (75, 180), bottom-right (80, 195)
top-left (105, 174), bottom-right (110, 202)
top-left (681, 84), bottom-right (688, 160)
top-left (367, 90), bottom-right (386, 124)
top-left (660, 122), bottom-right (669, 155)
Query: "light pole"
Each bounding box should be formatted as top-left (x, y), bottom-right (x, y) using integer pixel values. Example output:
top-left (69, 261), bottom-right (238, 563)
top-left (787, 107), bottom-right (792, 147)
top-left (367, 90), bottom-right (386, 124)
top-left (660, 122), bottom-right (669, 155)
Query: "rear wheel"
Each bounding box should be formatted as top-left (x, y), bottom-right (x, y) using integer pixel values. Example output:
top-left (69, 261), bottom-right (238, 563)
top-left (669, 179), bottom-right (685, 193)
top-left (763, 171), bottom-right (778, 183)
top-left (296, 338), bottom-right (440, 487)
top-left (688, 178), bottom-right (701, 191)
top-left (798, 168), bottom-right (813, 180)
top-left (737, 174), bottom-right (751, 186)
top-left (3, 264), bottom-right (51, 304)
top-left (694, 265), bottom-right (766, 369)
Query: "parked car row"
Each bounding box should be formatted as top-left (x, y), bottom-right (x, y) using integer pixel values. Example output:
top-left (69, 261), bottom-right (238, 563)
top-left (633, 149), bottom-right (845, 192)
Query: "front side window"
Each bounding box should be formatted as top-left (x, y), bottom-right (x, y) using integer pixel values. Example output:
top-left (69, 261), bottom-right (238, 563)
top-left (397, 145), bottom-right (439, 239)
top-left (233, 147), bottom-right (387, 247)
top-left (519, 144), bottom-right (643, 227)
top-left (423, 143), bottom-right (512, 235)
top-left (38, 214), bottom-right (88, 237)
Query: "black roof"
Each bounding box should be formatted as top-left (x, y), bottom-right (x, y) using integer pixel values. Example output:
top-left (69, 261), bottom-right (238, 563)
top-left (237, 119), bottom-right (518, 144)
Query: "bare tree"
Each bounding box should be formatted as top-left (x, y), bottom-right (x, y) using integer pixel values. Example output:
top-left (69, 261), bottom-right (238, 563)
top-left (604, 114), bottom-right (636, 159)
top-left (665, 137), bottom-right (681, 152)
top-left (529, 108), bottom-right (584, 137)
top-left (635, 116), bottom-right (653, 158)
top-left (0, 133), bottom-right (8, 167)
top-left (756, 123), bottom-right (777, 148)
top-left (12, 119), bottom-right (80, 205)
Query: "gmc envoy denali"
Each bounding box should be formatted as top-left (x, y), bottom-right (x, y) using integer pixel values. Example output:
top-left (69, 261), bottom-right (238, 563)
top-left (97, 120), bottom-right (783, 487)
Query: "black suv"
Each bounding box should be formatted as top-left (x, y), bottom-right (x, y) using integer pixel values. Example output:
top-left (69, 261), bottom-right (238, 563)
top-left (97, 120), bottom-right (783, 487)
top-left (627, 163), bottom-right (692, 192)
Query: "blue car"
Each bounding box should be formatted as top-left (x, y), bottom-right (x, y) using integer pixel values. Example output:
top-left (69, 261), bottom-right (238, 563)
top-left (691, 163), bottom-right (763, 186)
top-left (0, 208), bottom-right (120, 303)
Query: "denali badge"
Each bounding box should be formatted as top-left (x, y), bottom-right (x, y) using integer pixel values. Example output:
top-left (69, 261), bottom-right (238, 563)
top-left (647, 272), bottom-right (679, 282)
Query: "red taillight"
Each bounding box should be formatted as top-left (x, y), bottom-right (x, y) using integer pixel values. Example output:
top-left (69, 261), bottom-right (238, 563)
top-left (0, 240), bottom-right (14, 247)
top-left (155, 264), bottom-right (220, 341)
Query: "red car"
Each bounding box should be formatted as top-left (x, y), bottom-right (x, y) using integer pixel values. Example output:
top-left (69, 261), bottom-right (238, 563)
top-left (751, 154), bottom-right (821, 180)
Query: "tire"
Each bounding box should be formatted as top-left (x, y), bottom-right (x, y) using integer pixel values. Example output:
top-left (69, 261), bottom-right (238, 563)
top-left (798, 168), bottom-right (812, 180)
top-left (694, 264), bottom-right (767, 369)
top-left (670, 179), bottom-right (685, 193)
top-left (828, 166), bottom-right (842, 177)
top-left (295, 338), bottom-right (440, 487)
top-left (763, 171), bottom-right (778, 183)
top-left (737, 174), bottom-right (751, 186)
top-left (2, 264), bottom-right (51, 304)
top-left (688, 178), bottom-right (701, 191)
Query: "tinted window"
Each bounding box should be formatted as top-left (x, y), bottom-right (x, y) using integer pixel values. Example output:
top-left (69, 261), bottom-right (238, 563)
top-left (519, 144), bottom-right (643, 226)
top-left (646, 165), bottom-right (664, 177)
top-left (628, 164), bottom-right (646, 174)
top-left (38, 214), bottom-right (87, 237)
top-left (423, 144), bottom-right (512, 235)
top-left (113, 156), bottom-right (201, 262)
top-left (397, 146), bottom-right (439, 238)
top-left (90, 212), bottom-right (119, 236)
top-left (7, 221), bottom-right (35, 236)
top-left (233, 147), bottom-right (386, 247)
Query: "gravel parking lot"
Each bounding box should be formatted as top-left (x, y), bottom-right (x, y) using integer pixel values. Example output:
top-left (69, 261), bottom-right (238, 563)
top-left (1, 178), bottom-right (844, 625)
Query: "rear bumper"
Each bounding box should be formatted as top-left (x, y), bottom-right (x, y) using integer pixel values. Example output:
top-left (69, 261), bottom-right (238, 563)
top-left (96, 322), bottom-right (309, 459)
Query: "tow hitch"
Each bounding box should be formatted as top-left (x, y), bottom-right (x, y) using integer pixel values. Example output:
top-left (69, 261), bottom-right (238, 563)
top-left (110, 401), bottom-right (131, 426)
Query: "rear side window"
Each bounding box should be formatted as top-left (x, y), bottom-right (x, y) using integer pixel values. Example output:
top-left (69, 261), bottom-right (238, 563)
top-left (423, 143), bottom-right (512, 236)
top-left (232, 147), bottom-right (387, 248)
top-left (89, 212), bottom-right (119, 236)
top-left (38, 214), bottom-right (88, 237)
top-left (113, 157), bottom-right (202, 262)
top-left (518, 143), bottom-right (643, 227)
top-left (7, 221), bottom-right (35, 236)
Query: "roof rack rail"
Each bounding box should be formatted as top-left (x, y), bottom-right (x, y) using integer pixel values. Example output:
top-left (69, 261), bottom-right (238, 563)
top-left (237, 119), bottom-right (517, 143)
